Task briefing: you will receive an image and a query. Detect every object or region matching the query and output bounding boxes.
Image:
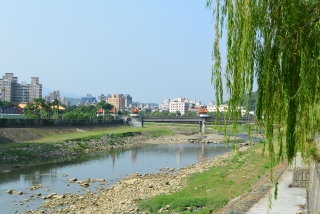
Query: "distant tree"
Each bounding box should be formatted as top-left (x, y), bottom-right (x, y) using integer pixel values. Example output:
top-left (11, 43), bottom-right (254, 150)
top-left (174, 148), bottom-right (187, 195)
top-left (24, 102), bottom-right (38, 119)
top-left (161, 111), bottom-right (170, 116)
top-left (96, 101), bottom-right (113, 111)
top-left (0, 101), bottom-right (14, 108)
top-left (52, 98), bottom-right (60, 111)
top-left (184, 111), bottom-right (197, 117)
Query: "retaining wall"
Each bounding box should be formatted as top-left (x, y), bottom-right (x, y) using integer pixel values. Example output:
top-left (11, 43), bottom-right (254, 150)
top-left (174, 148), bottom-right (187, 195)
top-left (127, 117), bottom-right (143, 127)
top-left (308, 162), bottom-right (320, 214)
top-left (0, 118), bottom-right (123, 127)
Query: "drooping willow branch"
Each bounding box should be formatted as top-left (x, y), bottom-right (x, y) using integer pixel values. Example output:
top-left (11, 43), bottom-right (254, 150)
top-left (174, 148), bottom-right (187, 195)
top-left (206, 0), bottom-right (320, 171)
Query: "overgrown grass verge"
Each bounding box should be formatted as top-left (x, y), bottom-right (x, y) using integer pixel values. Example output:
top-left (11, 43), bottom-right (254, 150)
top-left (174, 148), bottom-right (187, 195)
top-left (138, 143), bottom-right (271, 213)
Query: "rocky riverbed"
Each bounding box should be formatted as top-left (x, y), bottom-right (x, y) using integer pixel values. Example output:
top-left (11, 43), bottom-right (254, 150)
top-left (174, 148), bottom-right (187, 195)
top-left (19, 147), bottom-right (249, 214)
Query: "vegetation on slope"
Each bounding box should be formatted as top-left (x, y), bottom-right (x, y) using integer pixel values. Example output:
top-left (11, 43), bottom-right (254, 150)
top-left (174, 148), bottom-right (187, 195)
top-left (138, 142), bottom-right (276, 213)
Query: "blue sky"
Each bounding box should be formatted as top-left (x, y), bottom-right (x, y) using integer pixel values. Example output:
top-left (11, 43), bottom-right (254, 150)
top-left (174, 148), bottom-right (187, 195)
top-left (0, 1), bottom-right (224, 104)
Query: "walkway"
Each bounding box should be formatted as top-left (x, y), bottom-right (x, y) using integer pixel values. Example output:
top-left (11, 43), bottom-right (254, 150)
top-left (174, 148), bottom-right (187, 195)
top-left (247, 154), bottom-right (307, 214)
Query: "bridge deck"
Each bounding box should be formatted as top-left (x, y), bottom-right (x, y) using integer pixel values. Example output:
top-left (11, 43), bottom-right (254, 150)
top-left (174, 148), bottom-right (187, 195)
top-left (142, 116), bottom-right (254, 124)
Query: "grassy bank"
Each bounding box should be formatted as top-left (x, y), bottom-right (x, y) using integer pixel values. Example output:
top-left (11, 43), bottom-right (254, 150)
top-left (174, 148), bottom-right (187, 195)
top-left (25, 126), bottom-right (173, 143)
top-left (138, 142), bottom-right (271, 213)
top-left (0, 126), bottom-right (174, 160)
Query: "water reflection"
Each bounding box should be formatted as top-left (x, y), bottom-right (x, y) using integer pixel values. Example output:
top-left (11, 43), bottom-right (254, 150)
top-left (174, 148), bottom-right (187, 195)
top-left (198, 144), bottom-right (207, 162)
top-left (0, 143), bottom-right (232, 214)
top-left (131, 150), bottom-right (137, 163)
top-left (176, 147), bottom-right (182, 165)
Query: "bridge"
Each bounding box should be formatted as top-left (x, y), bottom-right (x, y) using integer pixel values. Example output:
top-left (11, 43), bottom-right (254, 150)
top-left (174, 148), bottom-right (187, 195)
top-left (140, 116), bottom-right (255, 133)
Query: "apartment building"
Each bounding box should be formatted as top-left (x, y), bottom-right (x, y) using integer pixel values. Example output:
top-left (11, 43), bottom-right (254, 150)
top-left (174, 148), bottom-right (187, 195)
top-left (44, 90), bottom-right (70, 106)
top-left (169, 97), bottom-right (188, 115)
top-left (29, 77), bottom-right (42, 102)
top-left (97, 94), bottom-right (110, 102)
top-left (80, 94), bottom-right (97, 104)
top-left (0, 73), bottom-right (42, 103)
top-left (45, 90), bottom-right (60, 102)
top-left (158, 99), bottom-right (170, 111)
top-left (108, 94), bottom-right (125, 110)
top-left (124, 94), bottom-right (132, 108)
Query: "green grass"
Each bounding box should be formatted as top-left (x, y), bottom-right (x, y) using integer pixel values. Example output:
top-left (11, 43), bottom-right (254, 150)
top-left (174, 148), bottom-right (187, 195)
top-left (0, 125), bottom-right (175, 158)
top-left (21, 126), bottom-right (174, 144)
top-left (138, 142), bottom-right (271, 213)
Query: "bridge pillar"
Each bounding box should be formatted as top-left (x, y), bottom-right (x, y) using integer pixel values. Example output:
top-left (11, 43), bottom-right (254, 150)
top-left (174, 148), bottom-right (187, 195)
top-left (201, 118), bottom-right (206, 133)
top-left (199, 121), bottom-right (203, 133)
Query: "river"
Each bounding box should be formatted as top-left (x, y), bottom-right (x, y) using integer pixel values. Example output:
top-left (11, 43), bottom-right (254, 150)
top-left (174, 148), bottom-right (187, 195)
top-left (0, 142), bottom-right (232, 214)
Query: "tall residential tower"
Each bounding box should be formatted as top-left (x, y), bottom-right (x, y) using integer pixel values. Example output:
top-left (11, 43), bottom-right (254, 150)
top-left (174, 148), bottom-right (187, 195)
top-left (0, 73), bottom-right (42, 103)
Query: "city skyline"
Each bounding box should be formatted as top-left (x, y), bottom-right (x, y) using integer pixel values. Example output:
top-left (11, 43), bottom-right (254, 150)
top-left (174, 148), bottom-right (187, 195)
top-left (0, 1), bottom-right (224, 104)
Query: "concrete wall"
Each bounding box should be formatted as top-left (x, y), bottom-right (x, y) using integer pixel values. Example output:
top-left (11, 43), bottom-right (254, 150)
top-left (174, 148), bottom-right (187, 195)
top-left (127, 117), bottom-right (143, 127)
top-left (0, 118), bottom-right (123, 127)
top-left (308, 161), bottom-right (320, 214)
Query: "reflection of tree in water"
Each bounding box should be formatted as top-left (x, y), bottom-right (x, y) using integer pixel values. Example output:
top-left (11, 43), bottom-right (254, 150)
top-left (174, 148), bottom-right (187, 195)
top-left (130, 150), bottom-right (137, 163)
top-left (110, 154), bottom-right (116, 167)
top-left (176, 147), bottom-right (183, 165)
top-left (197, 144), bottom-right (207, 163)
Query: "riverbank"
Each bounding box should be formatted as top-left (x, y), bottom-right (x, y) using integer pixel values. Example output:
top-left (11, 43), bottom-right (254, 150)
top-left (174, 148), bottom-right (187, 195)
top-left (1, 124), bottom-right (273, 213)
top-left (0, 124), bottom-right (243, 163)
top-left (22, 147), bottom-right (249, 214)
top-left (0, 126), bottom-right (176, 162)
top-left (20, 140), bottom-right (278, 214)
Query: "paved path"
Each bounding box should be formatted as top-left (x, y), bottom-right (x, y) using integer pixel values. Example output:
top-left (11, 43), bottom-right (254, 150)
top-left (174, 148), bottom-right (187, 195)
top-left (247, 154), bottom-right (307, 214)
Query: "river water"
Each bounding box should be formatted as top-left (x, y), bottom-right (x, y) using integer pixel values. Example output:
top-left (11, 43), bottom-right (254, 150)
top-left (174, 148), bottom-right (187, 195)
top-left (0, 142), bottom-right (232, 214)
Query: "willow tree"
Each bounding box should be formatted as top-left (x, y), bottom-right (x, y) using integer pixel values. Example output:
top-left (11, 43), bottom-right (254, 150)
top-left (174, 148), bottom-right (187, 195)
top-left (206, 0), bottom-right (320, 168)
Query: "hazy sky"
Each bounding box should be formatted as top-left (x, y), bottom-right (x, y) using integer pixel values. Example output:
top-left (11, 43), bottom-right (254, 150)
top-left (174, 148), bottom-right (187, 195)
top-left (0, 1), bottom-right (224, 104)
